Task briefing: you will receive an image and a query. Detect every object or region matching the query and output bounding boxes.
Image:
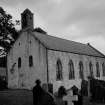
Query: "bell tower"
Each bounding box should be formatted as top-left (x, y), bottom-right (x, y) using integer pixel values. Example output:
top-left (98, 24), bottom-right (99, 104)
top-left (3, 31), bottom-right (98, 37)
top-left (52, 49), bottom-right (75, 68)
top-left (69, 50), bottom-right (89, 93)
top-left (21, 9), bottom-right (34, 29)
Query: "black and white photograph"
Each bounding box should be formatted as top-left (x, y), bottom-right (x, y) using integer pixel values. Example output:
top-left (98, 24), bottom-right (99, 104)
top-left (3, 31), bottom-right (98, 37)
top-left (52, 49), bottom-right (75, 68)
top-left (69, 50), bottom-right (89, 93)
top-left (0, 0), bottom-right (105, 105)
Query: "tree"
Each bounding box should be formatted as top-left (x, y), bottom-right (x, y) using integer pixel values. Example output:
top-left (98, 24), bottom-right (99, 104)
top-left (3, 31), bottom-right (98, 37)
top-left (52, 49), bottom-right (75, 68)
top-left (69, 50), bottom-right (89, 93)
top-left (34, 27), bottom-right (47, 34)
top-left (0, 7), bottom-right (19, 52)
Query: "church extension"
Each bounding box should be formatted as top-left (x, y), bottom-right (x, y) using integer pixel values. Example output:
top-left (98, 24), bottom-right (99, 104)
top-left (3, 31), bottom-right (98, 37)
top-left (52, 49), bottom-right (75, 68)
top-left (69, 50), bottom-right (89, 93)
top-left (7, 9), bottom-right (105, 92)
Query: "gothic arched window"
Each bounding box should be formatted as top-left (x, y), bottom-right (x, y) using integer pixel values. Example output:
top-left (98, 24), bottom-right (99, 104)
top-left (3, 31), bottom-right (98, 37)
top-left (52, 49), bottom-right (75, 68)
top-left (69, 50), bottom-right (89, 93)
top-left (56, 59), bottom-right (63, 80)
top-left (102, 63), bottom-right (105, 76)
top-left (29, 55), bottom-right (33, 67)
top-left (18, 57), bottom-right (21, 68)
top-left (89, 62), bottom-right (93, 77)
top-left (96, 62), bottom-right (100, 77)
top-left (68, 60), bottom-right (75, 79)
top-left (79, 61), bottom-right (84, 79)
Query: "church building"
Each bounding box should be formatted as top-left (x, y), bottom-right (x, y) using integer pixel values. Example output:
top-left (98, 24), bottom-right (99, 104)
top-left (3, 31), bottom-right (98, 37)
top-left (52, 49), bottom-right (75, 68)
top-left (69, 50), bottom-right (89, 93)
top-left (7, 9), bottom-right (105, 92)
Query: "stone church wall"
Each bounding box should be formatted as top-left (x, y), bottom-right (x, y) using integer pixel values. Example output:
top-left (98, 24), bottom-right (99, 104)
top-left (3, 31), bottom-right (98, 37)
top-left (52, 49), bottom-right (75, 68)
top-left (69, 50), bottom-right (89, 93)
top-left (7, 31), bottom-right (47, 89)
top-left (7, 30), bottom-right (105, 91)
top-left (48, 50), bottom-right (105, 92)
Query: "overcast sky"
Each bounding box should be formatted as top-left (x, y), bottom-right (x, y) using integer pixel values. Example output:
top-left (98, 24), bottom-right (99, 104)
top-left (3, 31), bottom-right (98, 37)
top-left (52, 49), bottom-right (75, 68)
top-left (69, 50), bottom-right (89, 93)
top-left (1, 0), bottom-right (105, 54)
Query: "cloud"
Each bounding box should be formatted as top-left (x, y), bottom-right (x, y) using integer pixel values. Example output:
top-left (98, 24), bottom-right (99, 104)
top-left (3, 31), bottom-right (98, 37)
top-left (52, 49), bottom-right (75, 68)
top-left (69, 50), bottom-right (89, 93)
top-left (0, 0), bottom-right (105, 54)
top-left (0, 0), bottom-right (42, 7)
top-left (74, 35), bottom-right (105, 54)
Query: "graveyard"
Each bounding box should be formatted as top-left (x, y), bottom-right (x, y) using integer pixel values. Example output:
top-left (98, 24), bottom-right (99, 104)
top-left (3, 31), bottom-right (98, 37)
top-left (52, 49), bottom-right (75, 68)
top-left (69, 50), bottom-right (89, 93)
top-left (0, 82), bottom-right (105, 105)
top-left (0, 68), bottom-right (105, 105)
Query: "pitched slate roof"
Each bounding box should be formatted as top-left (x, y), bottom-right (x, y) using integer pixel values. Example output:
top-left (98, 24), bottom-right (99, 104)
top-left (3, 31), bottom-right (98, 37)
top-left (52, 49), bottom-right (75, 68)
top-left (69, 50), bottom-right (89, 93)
top-left (33, 31), bottom-right (105, 58)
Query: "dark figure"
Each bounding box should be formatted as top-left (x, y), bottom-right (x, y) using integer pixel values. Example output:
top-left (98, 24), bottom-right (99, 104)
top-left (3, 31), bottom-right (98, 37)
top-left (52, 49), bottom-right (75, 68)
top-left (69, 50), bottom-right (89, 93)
top-left (33, 79), bottom-right (43, 105)
top-left (33, 79), bottom-right (56, 105)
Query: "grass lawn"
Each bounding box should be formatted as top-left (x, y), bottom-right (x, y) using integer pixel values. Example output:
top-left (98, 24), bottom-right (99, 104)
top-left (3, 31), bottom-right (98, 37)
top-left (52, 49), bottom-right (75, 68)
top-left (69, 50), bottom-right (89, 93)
top-left (0, 89), bottom-right (104, 105)
top-left (0, 89), bottom-right (33, 105)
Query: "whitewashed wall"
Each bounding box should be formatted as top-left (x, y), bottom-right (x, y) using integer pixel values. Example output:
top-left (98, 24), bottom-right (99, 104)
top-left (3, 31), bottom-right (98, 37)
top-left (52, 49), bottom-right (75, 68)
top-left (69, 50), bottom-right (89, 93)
top-left (48, 50), bottom-right (105, 92)
top-left (7, 30), bottom-right (47, 89)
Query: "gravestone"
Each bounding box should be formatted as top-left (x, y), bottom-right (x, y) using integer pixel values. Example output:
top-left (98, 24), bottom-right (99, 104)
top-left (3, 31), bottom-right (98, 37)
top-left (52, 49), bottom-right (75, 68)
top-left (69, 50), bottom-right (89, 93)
top-left (54, 86), bottom-right (67, 105)
top-left (71, 85), bottom-right (78, 95)
top-left (48, 83), bottom-right (53, 94)
top-left (42, 83), bottom-right (48, 92)
top-left (63, 91), bottom-right (78, 105)
top-left (81, 80), bottom-right (88, 96)
top-left (55, 96), bottom-right (66, 105)
top-left (42, 83), bottom-right (53, 94)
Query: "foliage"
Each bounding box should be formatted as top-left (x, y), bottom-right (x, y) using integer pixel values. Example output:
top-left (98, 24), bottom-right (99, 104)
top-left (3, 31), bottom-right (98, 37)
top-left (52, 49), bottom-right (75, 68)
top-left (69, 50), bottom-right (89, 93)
top-left (0, 76), bottom-right (7, 90)
top-left (0, 7), bottom-right (19, 52)
top-left (34, 27), bottom-right (47, 34)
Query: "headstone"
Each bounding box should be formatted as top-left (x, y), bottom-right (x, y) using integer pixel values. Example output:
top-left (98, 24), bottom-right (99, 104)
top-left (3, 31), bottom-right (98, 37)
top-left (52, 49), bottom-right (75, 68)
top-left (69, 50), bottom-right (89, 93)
top-left (42, 83), bottom-right (53, 94)
top-left (55, 96), bottom-right (66, 105)
top-left (87, 77), bottom-right (91, 98)
top-left (63, 91), bottom-right (78, 105)
top-left (81, 80), bottom-right (88, 96)
top-left (54, 86), bottom-right (67, 105)
top-left (42, 83), bottom-right (48, 92)
top-left (48, 83), bottom-right (53, 94)
top-left (71, 85), bottom-right (78, 95)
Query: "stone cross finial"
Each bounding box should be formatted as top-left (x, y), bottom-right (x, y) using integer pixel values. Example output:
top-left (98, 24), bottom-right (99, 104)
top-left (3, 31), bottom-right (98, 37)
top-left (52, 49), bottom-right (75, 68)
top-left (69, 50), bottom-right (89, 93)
top-left (63, 92), bottom-right (78, 105)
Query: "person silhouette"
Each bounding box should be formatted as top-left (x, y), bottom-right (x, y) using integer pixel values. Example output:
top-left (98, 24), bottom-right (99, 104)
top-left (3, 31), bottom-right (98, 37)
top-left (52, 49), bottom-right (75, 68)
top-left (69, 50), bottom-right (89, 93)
top-left (32, 79), bottom-right (43, 105)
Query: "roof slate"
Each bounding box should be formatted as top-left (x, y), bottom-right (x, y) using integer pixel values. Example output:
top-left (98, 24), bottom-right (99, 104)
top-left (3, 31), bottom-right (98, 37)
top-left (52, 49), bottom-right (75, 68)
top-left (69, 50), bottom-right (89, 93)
top-left (33, 31), bottom-right (105, 58)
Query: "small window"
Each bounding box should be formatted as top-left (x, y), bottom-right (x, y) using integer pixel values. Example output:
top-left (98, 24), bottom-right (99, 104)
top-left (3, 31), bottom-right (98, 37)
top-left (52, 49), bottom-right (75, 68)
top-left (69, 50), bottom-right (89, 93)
top-left (29, 55), bottom-right (33, 67)
top-left (18, 57), bottom-right (21, 68)
top-left (68, 60), bottom-right (75, 79)
top-left (102, 63), bottom-right (105, 76)
top-left (56, 59), bottom-right (63, 80)
top-left (89, 62), bottom-right (94, 77)
top-left (96, 62), bottom-right (100, 77)
top-left (79, 61), bottom-right (84, 79)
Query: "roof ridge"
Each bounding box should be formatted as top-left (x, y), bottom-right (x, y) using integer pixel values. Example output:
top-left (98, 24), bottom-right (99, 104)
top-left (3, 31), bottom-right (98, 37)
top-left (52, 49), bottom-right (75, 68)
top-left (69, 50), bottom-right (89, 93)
top-left (34, 31), bottom-right (87, 46)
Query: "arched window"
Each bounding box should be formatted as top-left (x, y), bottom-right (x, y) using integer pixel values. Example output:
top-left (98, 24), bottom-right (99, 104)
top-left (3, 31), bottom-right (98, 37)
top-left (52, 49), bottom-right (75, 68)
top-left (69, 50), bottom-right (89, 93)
top-left (102, 63), bottom-right (105, 76)
top-left (18, 57), bottom-right (21, 68)
top-left (29, 55), bottom-right (33, 67)
top-left (56, 59), bottom-right (63, 80)
top-left (68, 60), bottom-right (75, 79)
top-left (96, 62), bottom-right (100, 77)
top-left (89, 62), bottom-right (93, 77)
top-left (79, 61), bottom-right (84, 79)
